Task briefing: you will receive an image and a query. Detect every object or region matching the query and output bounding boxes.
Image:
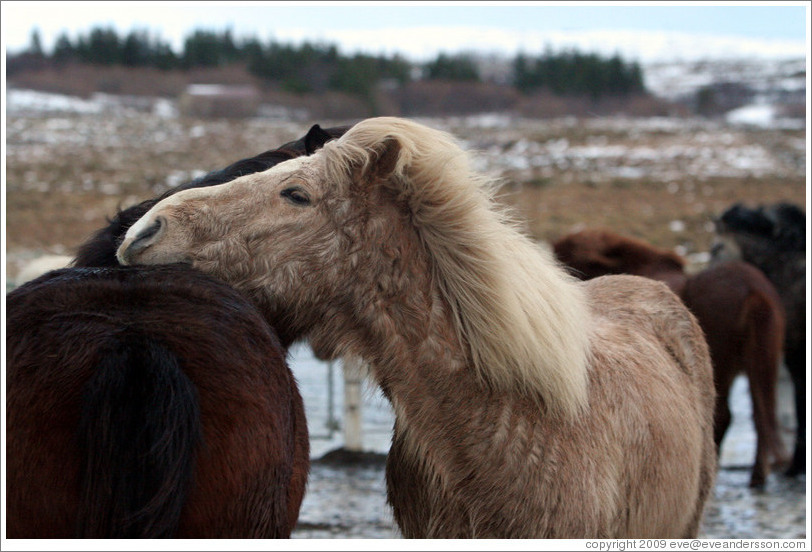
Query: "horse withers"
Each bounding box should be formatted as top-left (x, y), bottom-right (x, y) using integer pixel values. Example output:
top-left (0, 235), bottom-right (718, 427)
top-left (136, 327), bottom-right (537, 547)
top-left (118, 117), bottom-right (717, 538)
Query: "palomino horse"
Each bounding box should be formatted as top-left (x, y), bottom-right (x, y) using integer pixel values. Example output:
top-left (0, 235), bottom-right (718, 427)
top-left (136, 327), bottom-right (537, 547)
top-left (6, 265), bottom-right (307, 538)
top-left (6, 125), bottom-right (346, 538)
top-left (714, 202), bottom-right (806, 477)
top-left (118, 117), bottom-right (717, 538)
top-left (553, 229), bottom-right (787, 487)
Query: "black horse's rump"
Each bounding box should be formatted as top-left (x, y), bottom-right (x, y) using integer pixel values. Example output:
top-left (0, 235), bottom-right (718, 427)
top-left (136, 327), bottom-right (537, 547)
top-left (73, 124), bottom-right (348, 268)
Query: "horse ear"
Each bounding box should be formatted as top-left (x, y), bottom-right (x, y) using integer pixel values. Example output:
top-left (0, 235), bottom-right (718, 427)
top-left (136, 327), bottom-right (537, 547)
top-left (304, 124), bottom-right (334, 154)
top-left (368, 137), bottom-right (401, 182)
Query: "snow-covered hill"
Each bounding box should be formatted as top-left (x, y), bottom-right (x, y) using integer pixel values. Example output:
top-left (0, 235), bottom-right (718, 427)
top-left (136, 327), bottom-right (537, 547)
top-left (643, 57), bottom-right (805, 128)
top-left (643, 57), bottom-right (805, 103)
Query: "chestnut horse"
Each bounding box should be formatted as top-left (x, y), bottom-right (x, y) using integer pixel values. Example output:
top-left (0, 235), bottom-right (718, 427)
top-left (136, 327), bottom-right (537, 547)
top-left (714, 202), bottom-right (806, 477)
top-left (6, 124), bottom-right (346, 538)
top-left (118, 117), bottom-right (716, 538)
top-left (553, 229), bottom-right (788, 487)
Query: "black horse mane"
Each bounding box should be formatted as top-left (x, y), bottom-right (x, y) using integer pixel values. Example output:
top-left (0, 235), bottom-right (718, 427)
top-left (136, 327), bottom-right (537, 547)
top-left (719, 202), bottom-right (806, 252)
top-left (73, 124), bottom-right (349, 268)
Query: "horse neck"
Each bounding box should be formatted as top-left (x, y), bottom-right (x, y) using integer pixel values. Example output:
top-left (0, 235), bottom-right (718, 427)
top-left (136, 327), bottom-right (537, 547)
top-left (353, 281), bottom-right (507, 436)
top-left (742, 248), bottom-right (804, 297)
top-left (337, 275), bottom-right (554, 488)
top-left (304, 228), bottom-right (483, 413)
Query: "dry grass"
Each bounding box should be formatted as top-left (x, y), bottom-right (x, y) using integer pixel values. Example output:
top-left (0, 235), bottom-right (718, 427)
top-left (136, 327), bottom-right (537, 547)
top-left (500, 175), bottom-right (805, 255)
top-left (5, 108), bottom-right (807, 281)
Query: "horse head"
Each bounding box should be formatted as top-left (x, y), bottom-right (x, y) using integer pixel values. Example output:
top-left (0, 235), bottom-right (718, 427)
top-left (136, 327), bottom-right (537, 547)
top-left (553, 228), bottom-right (687, 294)
top-left (119, 116), bottom-right (592, 417)
top-left (75, 124), bottom-right (347, 268)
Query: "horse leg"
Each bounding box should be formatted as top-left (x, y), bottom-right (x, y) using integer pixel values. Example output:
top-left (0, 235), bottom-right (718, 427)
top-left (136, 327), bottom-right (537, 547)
top-left (713, 385), bottom-right (732, 452)
top-left (785, 345), bottom-right (806, 477)
top-left (741, 292), bottom-right (787, 487)
top-left (745, 378), bottom-right (775, 488)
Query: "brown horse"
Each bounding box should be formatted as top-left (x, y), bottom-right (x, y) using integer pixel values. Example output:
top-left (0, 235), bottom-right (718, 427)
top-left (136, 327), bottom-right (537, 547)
top-left (117, 116), bottom-right (716, 538)
top-left (553, 229), bottom-right (788, 487)
top-left (715, 202), bottom-right (806, 477)
top-left (6, 265), bottom-right (307, 538)
top-left (6, 124), bottom-right (348, 538)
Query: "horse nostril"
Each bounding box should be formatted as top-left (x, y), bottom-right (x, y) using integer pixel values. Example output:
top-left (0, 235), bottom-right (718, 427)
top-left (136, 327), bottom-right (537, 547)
top-left (120, 216), bottom-right (165, 264)
top-left (134, 216), bottom-right (164, 246)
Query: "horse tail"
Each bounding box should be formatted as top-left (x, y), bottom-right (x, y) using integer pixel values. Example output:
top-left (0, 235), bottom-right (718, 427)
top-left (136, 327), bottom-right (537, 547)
top-left (76, 335), bottom-right (201, 538)
top-left (739, 287), bottom-right (788, 483)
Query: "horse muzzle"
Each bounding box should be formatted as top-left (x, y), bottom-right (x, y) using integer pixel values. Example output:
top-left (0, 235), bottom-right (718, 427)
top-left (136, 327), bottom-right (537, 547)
top-left (117, 216), bottom-right (166, 265)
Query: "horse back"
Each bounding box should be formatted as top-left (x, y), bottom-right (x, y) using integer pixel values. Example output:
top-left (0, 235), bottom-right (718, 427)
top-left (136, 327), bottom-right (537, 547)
top-left (682, 260), bottom-right (785, 370)
top-left (581, 274), bottom-right (716, 537)
top-left (6, 266), bottom-right (307, 538)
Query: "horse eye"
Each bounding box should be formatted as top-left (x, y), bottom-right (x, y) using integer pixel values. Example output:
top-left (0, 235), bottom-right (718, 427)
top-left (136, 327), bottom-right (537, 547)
top-left (281, 187), bottom-right (311, 206)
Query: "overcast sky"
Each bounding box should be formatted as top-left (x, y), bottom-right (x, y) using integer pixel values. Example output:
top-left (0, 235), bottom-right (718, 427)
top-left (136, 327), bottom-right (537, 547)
top-left (2, 2), bottom-right (808, 63)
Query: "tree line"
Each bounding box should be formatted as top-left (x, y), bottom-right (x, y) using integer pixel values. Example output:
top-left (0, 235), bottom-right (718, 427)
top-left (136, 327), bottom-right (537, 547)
top-left (17, 27), bottom-right (647, 100)
top-left (514, 49), bottom-right (644, 99)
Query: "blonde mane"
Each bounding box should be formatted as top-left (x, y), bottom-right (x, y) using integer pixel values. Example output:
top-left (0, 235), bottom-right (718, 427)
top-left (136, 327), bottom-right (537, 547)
top-left (323, 117), bottom-right (592, 417)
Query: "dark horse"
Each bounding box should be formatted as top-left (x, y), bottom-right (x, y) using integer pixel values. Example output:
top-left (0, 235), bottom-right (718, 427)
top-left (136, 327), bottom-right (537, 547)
top-left (6, 124), bottom-right (347, 537)
top-left (714, 202), bottom-right (807, 477)
top-left (553, 229), bottom-right (788, 487)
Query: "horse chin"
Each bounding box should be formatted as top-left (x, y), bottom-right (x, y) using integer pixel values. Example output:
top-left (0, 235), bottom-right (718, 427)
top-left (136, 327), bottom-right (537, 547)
top-left (118, 245), bottom-right (191, 267)
top-left (308, 338), bottom-right (341, 362)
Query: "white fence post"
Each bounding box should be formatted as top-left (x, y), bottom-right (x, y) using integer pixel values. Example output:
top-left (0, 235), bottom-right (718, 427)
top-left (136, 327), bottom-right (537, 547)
top-left (342, 356), bottom-right (365, 451)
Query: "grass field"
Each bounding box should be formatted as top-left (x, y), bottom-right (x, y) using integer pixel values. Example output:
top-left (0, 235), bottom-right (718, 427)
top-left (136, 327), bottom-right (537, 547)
top-left (5, 100), bottom-right (806, 281)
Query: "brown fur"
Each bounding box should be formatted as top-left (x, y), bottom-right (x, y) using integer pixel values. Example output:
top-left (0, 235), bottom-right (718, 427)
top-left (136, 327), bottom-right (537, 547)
top-left (6, 266), bottom-right (308, 537)
top-left (554, 228), bottom-right (788, 487)
top-left (714, 202), bottom-right (806, 477)
top-left (553, 228), bottom-right (689, 294)
top-left (118, 117), bottom-right (717, 537)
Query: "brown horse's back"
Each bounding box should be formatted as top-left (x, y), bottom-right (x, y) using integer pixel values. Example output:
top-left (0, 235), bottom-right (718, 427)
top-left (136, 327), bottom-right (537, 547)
top-left (6, 266), bottom-right (308, 538)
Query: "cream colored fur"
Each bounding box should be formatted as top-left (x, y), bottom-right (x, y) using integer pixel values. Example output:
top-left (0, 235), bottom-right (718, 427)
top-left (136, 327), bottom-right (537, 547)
top-left (322, 118), bottom-right (592, 417)
top-left (118, 117), bottom-right (717, 538)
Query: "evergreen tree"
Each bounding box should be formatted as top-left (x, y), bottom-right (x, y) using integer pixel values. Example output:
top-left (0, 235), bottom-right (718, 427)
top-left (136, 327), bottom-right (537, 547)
top-left (510, 49), bottom-right (645, 99)
top-left (85, 27), bottom-right (121, 65)
top-left (28, 28), bottom-right (44, 57)
top-left (52, 33), bottom-right (76, 64)
top-left (425, 53), bottom-right (479, 81)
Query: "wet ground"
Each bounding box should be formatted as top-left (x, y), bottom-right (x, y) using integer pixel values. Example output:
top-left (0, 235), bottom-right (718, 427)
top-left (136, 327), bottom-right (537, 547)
top-left (287, 344), bottom-right (807, 540)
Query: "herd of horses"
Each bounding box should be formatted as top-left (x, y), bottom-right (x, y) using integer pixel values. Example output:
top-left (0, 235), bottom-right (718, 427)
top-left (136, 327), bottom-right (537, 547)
top-left (6, 118), bottom-right (806, 539)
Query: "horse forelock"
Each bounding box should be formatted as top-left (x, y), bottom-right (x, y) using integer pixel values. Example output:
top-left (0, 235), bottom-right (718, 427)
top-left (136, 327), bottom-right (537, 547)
top-left (324, 117), bottom-right (592, 416)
